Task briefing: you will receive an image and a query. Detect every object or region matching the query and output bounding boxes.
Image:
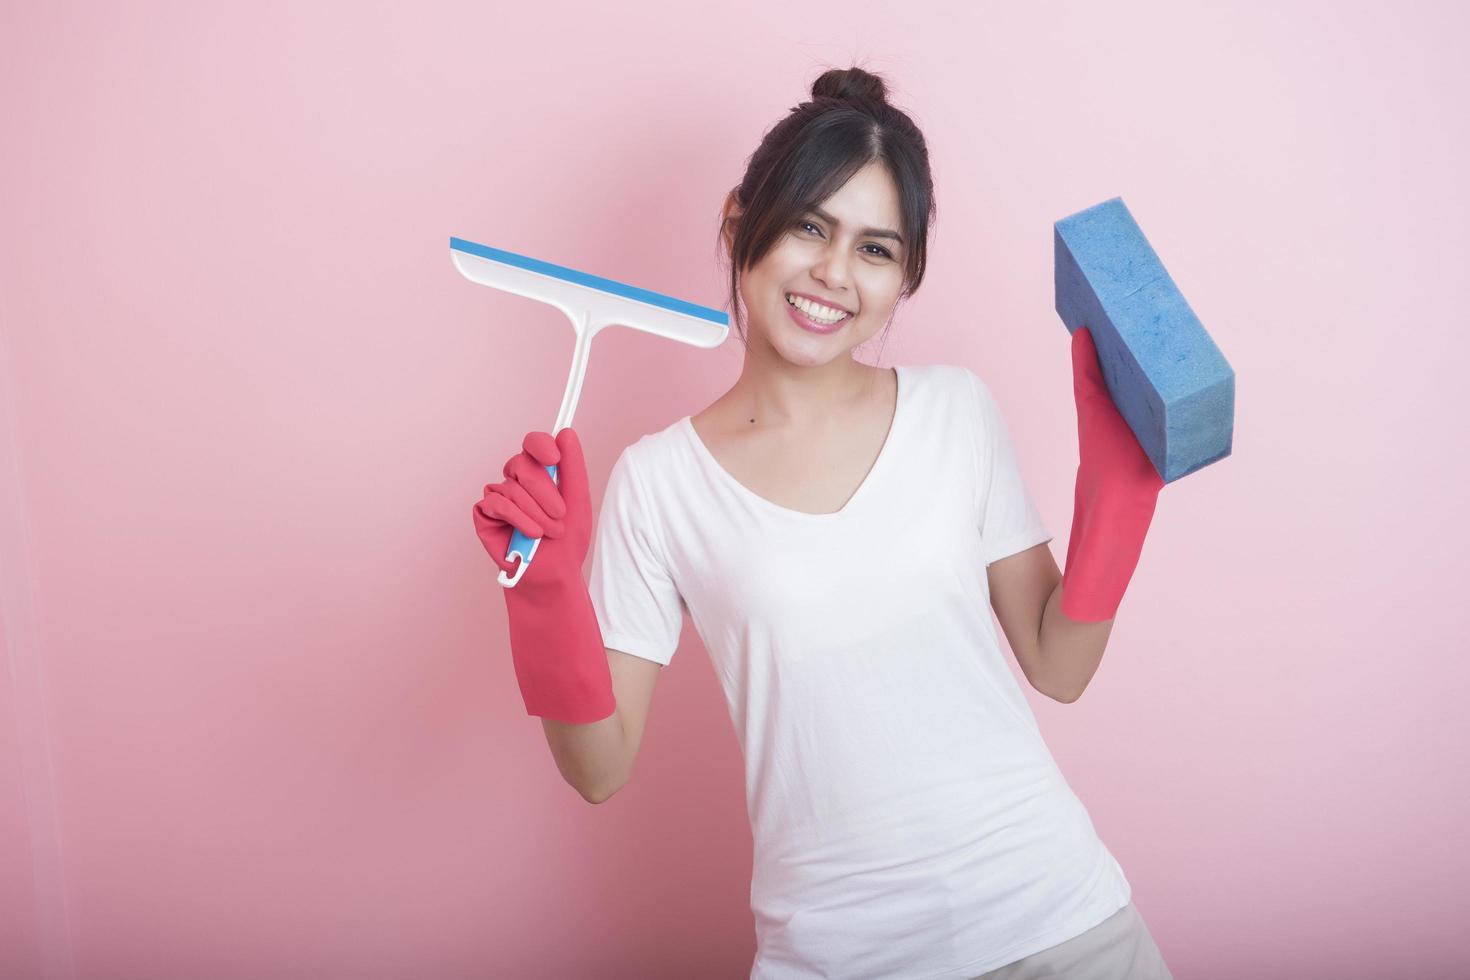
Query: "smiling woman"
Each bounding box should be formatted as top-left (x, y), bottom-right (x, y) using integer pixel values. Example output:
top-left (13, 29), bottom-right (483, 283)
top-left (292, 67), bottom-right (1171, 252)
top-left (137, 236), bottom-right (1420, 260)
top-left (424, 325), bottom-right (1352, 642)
top-left (714, 67), bottom-right (934, 353)
top-left (567, 65), bottom-right (1173, 980)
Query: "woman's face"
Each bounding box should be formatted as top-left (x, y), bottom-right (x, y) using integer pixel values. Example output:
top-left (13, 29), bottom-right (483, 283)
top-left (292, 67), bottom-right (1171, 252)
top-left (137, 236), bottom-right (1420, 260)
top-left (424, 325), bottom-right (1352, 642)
top-left (733, 161), bottom-right (908, 368)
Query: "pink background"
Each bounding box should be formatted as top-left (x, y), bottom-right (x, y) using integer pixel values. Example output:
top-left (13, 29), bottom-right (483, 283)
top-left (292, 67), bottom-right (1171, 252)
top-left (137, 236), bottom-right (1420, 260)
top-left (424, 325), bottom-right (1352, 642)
top-left (4, 2), bottom-right (1467, 977)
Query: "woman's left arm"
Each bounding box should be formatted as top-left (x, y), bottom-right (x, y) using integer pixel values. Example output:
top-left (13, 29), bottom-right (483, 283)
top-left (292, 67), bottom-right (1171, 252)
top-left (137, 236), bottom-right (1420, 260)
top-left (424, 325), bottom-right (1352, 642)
top-left (988, 542), bottom-right (1114, 704)
top-left (988, 327), bottom-right (1165, 703)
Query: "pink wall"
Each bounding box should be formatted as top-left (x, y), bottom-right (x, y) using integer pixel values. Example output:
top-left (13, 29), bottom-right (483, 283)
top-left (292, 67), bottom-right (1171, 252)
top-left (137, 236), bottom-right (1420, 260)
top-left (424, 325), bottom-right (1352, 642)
top-left (4, 2), bottom-right (1468, 977)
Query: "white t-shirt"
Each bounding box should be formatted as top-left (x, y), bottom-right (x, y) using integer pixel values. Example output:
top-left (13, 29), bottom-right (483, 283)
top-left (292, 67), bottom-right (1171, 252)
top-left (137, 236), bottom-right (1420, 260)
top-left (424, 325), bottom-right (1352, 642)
top-left (588, 362), bottom-right (1132, 979)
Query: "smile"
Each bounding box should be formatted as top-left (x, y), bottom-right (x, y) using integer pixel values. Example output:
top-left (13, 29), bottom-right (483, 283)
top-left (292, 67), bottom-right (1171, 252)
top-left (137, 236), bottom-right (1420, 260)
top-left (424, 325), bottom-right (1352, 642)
top-left (785, 292), bottom-right (852, 325)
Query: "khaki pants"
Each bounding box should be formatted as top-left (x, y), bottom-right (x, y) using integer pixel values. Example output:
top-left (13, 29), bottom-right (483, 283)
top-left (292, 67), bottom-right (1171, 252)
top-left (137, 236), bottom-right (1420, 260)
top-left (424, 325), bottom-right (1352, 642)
top-left (970, 902), bottom-right (1173, 980)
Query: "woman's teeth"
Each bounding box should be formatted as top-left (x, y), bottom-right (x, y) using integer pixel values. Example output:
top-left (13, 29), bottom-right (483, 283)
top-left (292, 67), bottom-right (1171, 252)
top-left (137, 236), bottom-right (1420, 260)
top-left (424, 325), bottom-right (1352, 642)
top-left (786, 293), bottom-right (851, 324)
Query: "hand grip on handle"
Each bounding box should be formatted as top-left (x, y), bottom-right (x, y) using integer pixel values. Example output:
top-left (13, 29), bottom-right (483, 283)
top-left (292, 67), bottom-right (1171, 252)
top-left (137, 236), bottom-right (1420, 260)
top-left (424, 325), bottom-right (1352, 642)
top-left (498, 462), bottom-right (560, 588)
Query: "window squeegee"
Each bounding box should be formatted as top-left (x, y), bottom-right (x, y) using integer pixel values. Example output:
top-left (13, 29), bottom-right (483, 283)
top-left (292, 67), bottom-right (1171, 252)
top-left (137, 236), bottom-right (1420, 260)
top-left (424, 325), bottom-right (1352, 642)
top-left (450, 236), bottom-right (729, 587)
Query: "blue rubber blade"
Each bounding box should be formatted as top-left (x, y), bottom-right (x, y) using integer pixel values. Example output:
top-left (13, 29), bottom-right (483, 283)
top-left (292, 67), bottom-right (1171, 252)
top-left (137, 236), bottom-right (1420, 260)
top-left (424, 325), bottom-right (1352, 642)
top-left (450, 236), bottom-right (729, 326)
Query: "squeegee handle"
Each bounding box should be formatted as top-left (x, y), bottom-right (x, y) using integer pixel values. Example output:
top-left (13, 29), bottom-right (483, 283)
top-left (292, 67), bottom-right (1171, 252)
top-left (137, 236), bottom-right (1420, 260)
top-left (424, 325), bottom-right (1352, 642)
top-left (497, 462), bottom-right (560, 588)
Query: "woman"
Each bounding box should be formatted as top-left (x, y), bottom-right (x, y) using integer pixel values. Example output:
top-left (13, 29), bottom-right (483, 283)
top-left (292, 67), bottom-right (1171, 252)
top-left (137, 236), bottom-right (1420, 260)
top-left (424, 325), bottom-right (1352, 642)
top-left (475, 66), bottom-right (1171, 980)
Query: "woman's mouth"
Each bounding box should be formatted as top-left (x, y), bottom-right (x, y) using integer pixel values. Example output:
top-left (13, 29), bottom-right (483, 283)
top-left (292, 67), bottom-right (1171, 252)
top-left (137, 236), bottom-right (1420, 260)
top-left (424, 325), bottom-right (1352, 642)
top-left (784, 292), bottom-right (853, 334)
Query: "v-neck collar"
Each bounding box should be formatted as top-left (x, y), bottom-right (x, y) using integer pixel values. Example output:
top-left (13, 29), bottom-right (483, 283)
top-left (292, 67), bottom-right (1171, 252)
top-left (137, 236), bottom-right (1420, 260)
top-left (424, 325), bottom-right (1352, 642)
top-left (679, 364), bottom-right (907, 520)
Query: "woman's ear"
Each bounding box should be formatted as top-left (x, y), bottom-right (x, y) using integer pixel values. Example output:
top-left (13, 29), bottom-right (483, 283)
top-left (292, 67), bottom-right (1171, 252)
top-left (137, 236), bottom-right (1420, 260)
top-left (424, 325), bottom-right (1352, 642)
top-left (720, 189), bottom-right (743, 253)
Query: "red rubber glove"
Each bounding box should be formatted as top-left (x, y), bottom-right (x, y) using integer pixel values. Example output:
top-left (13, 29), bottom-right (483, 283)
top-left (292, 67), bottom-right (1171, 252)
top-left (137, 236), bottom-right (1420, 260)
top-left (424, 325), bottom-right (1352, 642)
top-left (1059, 327), bottom-right (1166, 622)
top-left (472, 427), bottom-right (617, 724)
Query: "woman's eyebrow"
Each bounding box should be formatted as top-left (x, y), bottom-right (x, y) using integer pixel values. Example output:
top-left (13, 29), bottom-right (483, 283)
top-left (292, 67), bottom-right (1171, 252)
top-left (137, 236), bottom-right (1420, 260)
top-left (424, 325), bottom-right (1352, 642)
top-left (807, 206), bottom-right (903, 245)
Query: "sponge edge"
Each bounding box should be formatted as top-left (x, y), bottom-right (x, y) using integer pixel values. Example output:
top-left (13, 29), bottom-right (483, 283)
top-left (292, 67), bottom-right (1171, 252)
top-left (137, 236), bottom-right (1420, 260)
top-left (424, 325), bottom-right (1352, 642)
top-left (1054, 196), bottom-right (1235, 484)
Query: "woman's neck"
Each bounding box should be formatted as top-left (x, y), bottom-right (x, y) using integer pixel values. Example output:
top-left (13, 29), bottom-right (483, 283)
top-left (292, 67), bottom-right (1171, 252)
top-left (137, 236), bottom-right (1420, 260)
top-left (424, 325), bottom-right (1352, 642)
top-left (719, 355), bottom-right (887, 432)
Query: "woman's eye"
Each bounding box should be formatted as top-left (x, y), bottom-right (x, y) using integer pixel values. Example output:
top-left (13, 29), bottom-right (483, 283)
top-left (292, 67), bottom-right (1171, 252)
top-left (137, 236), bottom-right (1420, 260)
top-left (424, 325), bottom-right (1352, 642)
top-left (799, 221), bottom-right (892, 259)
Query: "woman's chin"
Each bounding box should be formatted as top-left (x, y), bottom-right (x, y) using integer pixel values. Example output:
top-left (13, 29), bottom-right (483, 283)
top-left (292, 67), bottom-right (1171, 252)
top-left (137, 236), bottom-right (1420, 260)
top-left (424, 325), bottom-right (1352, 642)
top-left (772, 332), bottom-right (853, 369)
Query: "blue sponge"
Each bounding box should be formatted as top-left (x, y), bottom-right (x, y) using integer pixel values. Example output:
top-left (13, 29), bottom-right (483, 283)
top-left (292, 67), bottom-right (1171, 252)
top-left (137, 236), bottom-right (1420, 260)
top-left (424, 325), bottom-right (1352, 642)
top-left (1054, 196), bottom-right (1235, 484)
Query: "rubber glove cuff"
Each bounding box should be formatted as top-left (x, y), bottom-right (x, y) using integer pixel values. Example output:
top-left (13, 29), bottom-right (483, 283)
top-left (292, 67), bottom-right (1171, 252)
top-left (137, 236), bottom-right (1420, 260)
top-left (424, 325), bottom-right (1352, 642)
top-left (502, 565), bottom-right (617, 724)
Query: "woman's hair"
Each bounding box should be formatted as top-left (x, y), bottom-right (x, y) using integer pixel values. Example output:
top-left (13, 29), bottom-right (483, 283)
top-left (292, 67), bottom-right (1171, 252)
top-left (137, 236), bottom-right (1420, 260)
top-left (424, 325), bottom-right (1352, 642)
top-left (717, 65), bottom-right (936, 349)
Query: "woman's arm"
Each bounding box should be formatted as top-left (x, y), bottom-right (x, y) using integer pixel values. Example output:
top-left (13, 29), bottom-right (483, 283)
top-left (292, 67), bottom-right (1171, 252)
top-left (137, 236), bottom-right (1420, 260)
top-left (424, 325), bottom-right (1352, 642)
top-left (986, 326), bottom-right (1164, 702)
top-left (987, 542), bottom-right (1112, 704)
top-left (541, 648), bottom-right (661, 803)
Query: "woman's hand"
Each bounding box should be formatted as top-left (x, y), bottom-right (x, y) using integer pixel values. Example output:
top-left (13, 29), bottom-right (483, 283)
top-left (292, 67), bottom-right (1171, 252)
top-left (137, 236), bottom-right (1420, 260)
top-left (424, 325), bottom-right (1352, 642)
top-left (467, 426), bottom-right (611, 725)
top-left (473, 427), bottom-right (593, 586)
top-left (1059, 327), bottom-right (1166, 622)
top-left (472, 426), bottom-right (614, 724)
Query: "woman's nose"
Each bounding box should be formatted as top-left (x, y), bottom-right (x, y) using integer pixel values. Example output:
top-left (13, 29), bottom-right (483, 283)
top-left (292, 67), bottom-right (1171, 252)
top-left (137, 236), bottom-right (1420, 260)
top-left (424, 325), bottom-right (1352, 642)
top-left (812, 248), bottom-right (851, 290)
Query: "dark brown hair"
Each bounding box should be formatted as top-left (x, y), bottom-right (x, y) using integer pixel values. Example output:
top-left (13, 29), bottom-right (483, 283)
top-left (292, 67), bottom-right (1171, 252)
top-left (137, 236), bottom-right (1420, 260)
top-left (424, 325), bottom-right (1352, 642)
top-left (717, 65), bottom-right (936, 349)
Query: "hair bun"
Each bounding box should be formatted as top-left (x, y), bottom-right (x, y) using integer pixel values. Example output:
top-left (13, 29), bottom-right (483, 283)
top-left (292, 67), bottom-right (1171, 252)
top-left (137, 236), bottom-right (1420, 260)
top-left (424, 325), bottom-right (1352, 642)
top-left (810, 66), bottom-right (888, 107)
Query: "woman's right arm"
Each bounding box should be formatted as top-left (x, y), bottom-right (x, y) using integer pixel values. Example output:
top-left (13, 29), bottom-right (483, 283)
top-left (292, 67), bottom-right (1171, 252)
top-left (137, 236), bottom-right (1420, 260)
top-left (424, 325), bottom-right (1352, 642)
top-left (540, 648), bottom-right (661, 803)
top-left (473, 427), bottom-right (667, 803)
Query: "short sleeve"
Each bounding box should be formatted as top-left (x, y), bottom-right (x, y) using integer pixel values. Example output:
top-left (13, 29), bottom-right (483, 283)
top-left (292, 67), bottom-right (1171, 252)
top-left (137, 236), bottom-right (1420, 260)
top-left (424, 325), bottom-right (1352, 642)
top-left (967, 369), bottom-right (1054, 567)
top-left (587, 444), bottom-right (685, 667)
